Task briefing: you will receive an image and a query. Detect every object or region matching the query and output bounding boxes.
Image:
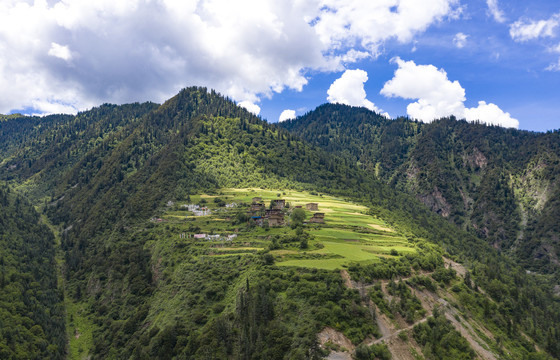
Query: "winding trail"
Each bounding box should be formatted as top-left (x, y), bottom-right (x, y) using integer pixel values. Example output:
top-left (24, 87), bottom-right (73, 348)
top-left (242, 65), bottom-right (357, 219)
top-left (369, 317), bottom-right (428, 345)
top-left (338, 266), bottom-right (499, 360)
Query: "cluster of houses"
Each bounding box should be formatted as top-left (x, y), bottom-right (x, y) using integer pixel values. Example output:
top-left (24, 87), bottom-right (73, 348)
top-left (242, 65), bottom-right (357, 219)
top-left (181, 204), bottom-right (212, 216)
top-left (180, 233), bottom-right (237, 241)
top-left (248, 197), bottom-right (285, 226)
top-left (181, 202), bottom-right (238, 216)
top-left (157, 197), bottom-right (325, 236)
top-left (248, 197), bottom-right (325, 227)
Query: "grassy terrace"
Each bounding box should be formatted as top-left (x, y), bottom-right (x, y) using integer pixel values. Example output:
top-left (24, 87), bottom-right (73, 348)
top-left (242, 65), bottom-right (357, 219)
top-left (149, 188), bottom-right (415, 270)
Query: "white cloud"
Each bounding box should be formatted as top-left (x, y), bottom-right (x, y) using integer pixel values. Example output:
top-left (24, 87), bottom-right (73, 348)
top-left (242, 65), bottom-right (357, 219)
top-left (278, 109), bottom-right (296, 122)
top-left (238, 101), bottom-right (261, 115)
top-left (381, 58), bottom-right (465, 120)
top-left (464, 101), bottom-right (518, 128)
top-left (340, 49), bottom-right (371, 64)
top-left (510, 14), bottom-right (560, 72)
top-left (486, 0), bottom-right (505, 23)
top-left (381, 58), bottom-right (518, 128)
top-left (546, 43), bottom-right (560, 71)
top-left (510, 14), bottom-right (560, 42)
top-left (453, 33), bottom-right (468, 48)
top-left (48, 43), bottom-right (73, 61)
top-left (314, 0), bottom-right (460, 55)
top-left (327, 69), bottom-right (384, 114)
top-left (546, 59), bottom-right (560, 72)
top-left (0, 0), bottom-right (461, 115)
top-left (550, 43), bottom-right (560, 53)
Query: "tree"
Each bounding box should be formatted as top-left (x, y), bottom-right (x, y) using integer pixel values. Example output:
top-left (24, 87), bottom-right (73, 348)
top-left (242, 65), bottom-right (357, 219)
top-left (291, 208), bottom-right (306, 228)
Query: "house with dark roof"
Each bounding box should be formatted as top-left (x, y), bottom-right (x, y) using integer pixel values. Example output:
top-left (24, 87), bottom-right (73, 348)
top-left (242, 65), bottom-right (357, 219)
top-left (267, 213), bottom-right (285, 227)
top-left (309, 212), bottom-right (325, 224)
top-left (271, 199), bottom-right (286, 209)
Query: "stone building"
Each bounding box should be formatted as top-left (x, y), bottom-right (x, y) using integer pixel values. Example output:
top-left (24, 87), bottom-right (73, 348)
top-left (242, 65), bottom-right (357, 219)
top-left (271, 199), bottom-right (286, 209)
top-left (309, 213), bottom-right (325, 224)
top-left (306, 203), bottom-right (319, 211)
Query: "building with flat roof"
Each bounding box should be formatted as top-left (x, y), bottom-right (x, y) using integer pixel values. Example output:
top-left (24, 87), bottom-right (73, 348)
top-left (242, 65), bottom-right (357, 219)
top-left (306, 203), bottom-right (318, 211)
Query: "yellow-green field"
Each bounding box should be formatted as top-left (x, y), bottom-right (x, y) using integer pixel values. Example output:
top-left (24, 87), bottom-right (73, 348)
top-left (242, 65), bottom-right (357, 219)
top-left (155, 188), bottom-right (415, 270)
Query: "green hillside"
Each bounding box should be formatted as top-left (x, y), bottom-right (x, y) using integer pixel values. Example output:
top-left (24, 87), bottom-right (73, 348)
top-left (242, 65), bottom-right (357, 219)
top-left (0, 88), bottom-right (559, 359)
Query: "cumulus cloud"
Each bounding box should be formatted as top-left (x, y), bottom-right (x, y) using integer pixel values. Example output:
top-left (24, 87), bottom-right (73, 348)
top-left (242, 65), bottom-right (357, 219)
top-left (313, 0), bottom-right (459, 54)
top-left (453, 33), bottom-right (468, 48)
top-left (0, 0), bottom-right (460, 115)
top-left (510, 14), bottom-right (560, 42)
top-left (278, 109), bottom-right (296, 122)
top-left (381, 58), bottom-right (465, 120)
top-left (238, 101), bottom-right (261, 115)
top-left (464, 101), bottom-right (518, 128)
top-left (327, 69), bottom-right (386, 115)
top-left (381, 58), bottom-right (518, 128)
top-left (486, 0), bottom-right (505, 23)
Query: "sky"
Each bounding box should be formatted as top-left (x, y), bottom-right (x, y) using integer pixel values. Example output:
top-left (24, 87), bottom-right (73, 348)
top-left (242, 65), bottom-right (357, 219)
top-left (1, 0), bottom-right (559, 131)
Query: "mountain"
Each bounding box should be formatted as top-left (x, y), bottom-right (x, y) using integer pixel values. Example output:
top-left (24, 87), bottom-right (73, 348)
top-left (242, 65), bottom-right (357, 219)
top-left (280, 104), bottom-right (560, 275)
top-left (1, 88), bottom-right (559, 359)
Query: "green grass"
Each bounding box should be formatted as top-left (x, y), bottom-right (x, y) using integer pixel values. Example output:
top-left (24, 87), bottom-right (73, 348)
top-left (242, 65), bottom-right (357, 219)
top-left (65, 301), bottom-right (95, 360)
top-left (275, 258), bottom-right (356, 270)
top-left (223, 188), bottom-right (414, 269)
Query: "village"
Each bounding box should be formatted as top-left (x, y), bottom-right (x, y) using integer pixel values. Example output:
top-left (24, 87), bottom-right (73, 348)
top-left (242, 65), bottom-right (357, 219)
top-left (246, 197), bottom-right (325, 227)
top-left (155, 195), bottom-right (326, 242)
top-left (148, 188), bottom-right (411, 270)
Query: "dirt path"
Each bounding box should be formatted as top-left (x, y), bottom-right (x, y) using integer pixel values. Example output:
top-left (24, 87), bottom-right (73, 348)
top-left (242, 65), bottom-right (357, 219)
top-left (369, 317), bottom-right (428, 345)
top-left (340, 269), bottom-right (429, 359)
top-left (338, 267), bottom-right (498, 360)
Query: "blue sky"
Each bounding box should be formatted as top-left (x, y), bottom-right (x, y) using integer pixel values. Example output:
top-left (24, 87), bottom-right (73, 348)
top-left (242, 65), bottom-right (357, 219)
top-left (1, 0), bottom-right (559, 131)
top-left (260, 0), bottom-right (560, 131)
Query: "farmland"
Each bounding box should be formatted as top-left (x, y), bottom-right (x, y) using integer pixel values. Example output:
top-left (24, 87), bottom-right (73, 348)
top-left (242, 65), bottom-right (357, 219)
top-left (150, 188), bottom-right (415, 270)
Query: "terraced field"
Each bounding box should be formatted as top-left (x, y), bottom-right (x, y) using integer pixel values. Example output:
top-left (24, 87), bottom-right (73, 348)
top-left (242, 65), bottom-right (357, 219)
top-left (153, 188), bottom-right (415, 270)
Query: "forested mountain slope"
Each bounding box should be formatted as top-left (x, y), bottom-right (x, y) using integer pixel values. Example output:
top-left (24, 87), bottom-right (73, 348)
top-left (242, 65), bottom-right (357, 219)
top-left (0, 102), bottom-right (159, 200)
top-left (1, 88), bottom-right (560, 359)
top-left (0, 185), bottom-right (65, 359)
top-left (280, 104), bottom-right (560, 275)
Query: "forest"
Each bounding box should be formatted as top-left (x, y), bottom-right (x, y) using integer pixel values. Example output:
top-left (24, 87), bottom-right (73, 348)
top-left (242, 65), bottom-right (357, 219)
top-left (0, 186), bottom-right (65, 359)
